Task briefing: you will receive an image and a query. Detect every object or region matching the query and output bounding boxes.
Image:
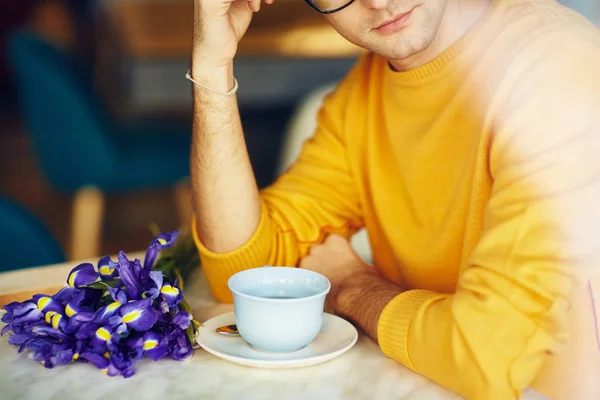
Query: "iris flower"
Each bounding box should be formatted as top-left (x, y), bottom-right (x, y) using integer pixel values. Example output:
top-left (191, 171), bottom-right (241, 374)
top-left (91, 287), bottom-right (128, 325)
top-left (169, 329), bottom-right (193, 361)
top-left (67, 263), bottom-right (99, 288)
top-left (1, 230), bottom-right (199, 378)
top-left (172, 311), bottom-right (192, 330)
top-left (110, 298), bottom-right (158, 333)
top-left (160, 282), bottom-right (183, 308)
top-left (97, 256), bottom-right (118, 281)
top-left (115, 252), bottom-right (145, 300)
top-left (144, 231), bottom-right (179, 271)
top-left (141, 331), bottom-right (169, 361)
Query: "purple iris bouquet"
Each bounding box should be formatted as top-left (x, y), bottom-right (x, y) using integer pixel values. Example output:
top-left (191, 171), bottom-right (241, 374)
top-left (0, 231), bottom-right (201, 378)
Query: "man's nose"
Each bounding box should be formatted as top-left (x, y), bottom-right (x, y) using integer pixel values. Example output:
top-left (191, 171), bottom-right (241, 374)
top-left (359, 0), bottom-right (390, 11)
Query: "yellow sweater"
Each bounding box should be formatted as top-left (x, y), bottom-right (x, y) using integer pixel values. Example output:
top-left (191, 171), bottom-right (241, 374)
top-left (194, 0), bottom-right (600, 398)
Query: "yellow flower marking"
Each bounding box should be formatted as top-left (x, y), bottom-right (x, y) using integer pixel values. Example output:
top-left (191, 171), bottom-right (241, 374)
top-left (122, 310), bottom-right (141, 323)
top-left (68, 271), bottom-right (78, 288)
top-left (51, 314), bottom-right (62, 329)
top-left (106, 302), bottom-right (120, 313)
top-left (72, 353), bottom-right (79, 360)
top-left (98, 265), bottom-right (114, 276)
top-left (45, 311), bottom-right (57, 324)
top-left (157, 238), bottom-right (167, 245)
top-left (37, 297), bottom-right (52, 311)
top-left (65, 303), bottom-right (77, 317)
top-left (160, 285), bottom-right (179, 296)
top-left (143, 340), bottom-right (158, 350)
top-left (96, 327), bottom-right (111, 341)
top-left (101, 368), bottom-right (108, 374)
top-left (104, 352), bottom-right (109, 358)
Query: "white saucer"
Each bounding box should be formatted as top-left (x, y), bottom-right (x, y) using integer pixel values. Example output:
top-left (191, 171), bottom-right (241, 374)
top-left (195, 312), bottom-right (358, 369)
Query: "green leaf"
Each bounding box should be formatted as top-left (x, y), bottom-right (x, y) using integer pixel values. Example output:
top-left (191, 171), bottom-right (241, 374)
top-left (185, 324), bottom-right (196, 346)
top-left (151, 233), bottom-right (200, 290)
top-left (87, 280), bottom-right (118, 291)
top-left (191, 319), bottom-right (203, 334)
top-left (154, 261), bottom-right (174, 275)
top-left (179, 298), bottom-right (193, 315)
top-left (148, 222), bottom-right (162, 237)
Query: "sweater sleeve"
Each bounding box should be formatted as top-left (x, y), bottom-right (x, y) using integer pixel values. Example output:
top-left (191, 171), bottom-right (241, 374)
top-left (376, 34), bottom-right (600, 399)
top-left (193, 58), bottom-right (368, 303)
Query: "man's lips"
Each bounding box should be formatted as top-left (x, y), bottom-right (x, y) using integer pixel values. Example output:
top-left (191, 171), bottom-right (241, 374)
top-left (374, 7), bottom-right (416, 32)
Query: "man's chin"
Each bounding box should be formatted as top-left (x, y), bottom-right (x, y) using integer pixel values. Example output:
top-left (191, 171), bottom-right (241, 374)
top-left (367, 39), bottom-right (426, 62)
top-left (370, 28), bottom-right (436, 63)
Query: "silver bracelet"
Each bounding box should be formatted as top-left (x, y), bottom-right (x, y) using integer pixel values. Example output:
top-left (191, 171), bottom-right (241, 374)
top-left (185, 69), bottom-right (239, 96)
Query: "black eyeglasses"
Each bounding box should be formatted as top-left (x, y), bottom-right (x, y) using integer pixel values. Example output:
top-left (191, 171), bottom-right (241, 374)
top-left (303, 0), bottom-right (356, 14)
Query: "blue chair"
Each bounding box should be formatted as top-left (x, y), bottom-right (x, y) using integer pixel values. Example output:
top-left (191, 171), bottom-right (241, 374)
top-left (560, 0), bottom-right (599, 24)
top-left (0, 196), bottom-right (66, 272)
top-left (8, 30), bottom-right (191, 260)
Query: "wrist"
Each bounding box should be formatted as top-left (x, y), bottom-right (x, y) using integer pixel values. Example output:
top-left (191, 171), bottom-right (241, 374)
top-left (333, 268), bottom-right (402, 318)
top-left (190, 61), bottom-right (235, 94)
top-left (331, 266), bottom-right (377, 313)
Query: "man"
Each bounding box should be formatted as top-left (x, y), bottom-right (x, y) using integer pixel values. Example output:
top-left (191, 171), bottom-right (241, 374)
top-left (189, 0), bottom-right (600, 398)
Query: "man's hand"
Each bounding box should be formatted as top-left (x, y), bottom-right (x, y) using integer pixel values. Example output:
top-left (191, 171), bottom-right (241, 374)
top-left (193, 0), bottom-right (271, 65)
top-left (192, 0), bottom-right (274, 91)
top-left (300, 234), bottom-right (403, 340)
top-left (299, 234), bottom-right (371, 297)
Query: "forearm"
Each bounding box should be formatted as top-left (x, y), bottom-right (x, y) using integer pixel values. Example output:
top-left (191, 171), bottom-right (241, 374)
top-left (334, 269), bottom-right (403, 340)
top-left (190, 46), bottom-right (261, 254)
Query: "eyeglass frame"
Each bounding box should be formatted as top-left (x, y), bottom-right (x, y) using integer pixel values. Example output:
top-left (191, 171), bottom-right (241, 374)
top-left (303, 0), bottom-right (356, 14)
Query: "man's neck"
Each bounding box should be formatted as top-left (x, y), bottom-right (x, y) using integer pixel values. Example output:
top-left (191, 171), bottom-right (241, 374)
top-left (389, 0), bottom-right (492, 72)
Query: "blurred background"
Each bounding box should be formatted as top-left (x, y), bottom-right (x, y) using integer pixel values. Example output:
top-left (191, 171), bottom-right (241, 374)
top-left (0, 0), bottom-right (598, 272)
top-left (0, 0), bottom-right (362, 271)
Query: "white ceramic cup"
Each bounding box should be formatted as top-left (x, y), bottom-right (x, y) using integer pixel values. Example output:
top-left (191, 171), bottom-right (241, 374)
top-left (228, 267), bottom-right (331, 353)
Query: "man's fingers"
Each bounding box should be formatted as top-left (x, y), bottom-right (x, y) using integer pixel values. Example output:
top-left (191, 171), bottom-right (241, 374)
top-left (248, 0), bottom-right (261, 12)
top-left (299, 256), bottom-right (312, 270)
top-left (306, 244), bottom-right (320, 256)
top-left (324, 233), bottom-right (347, 244)
top-left (247, 0), bottom-right (275, 13)
top-left (197, 0), bottom-right (235, 16)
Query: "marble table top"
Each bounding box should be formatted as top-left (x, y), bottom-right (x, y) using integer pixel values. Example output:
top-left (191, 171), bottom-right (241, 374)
top-left (0, 257), bottom-right (547, 400)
